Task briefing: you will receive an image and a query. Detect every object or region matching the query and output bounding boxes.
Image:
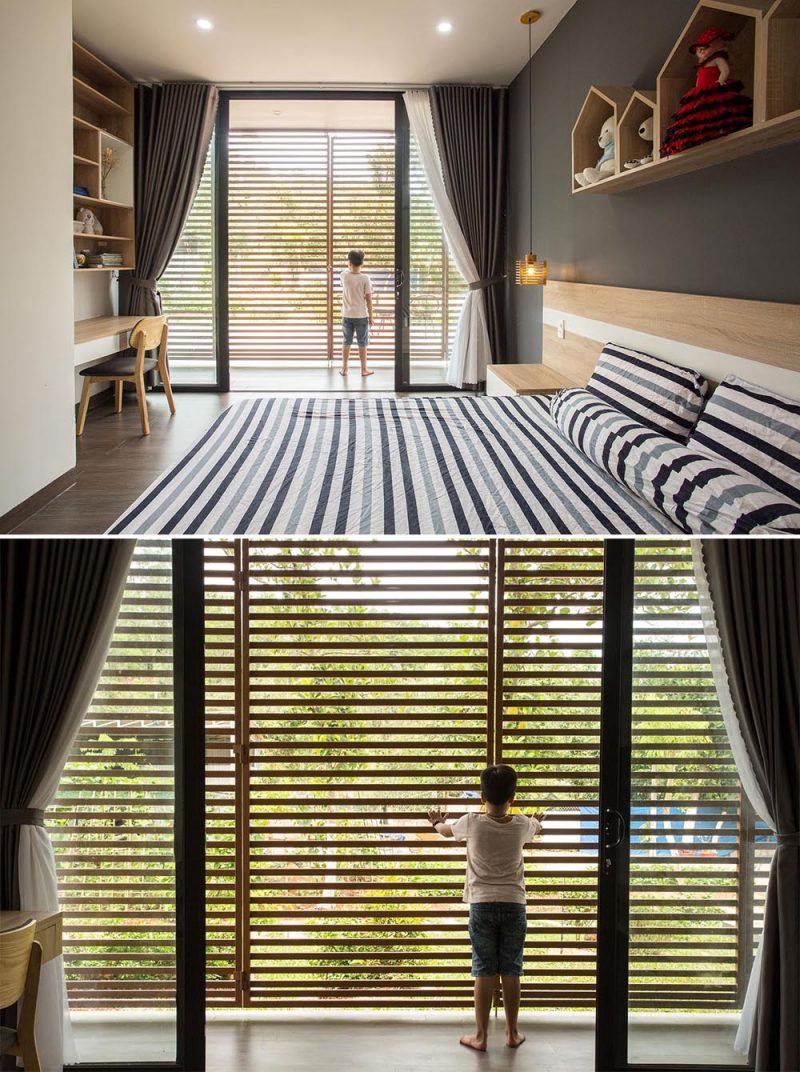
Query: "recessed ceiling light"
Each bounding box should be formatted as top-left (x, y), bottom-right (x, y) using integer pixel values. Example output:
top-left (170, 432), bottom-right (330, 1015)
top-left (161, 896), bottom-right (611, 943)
top-left (195, 17), bottom-right (214, 31)
top-left (437, 20), bottom-right (453, 34)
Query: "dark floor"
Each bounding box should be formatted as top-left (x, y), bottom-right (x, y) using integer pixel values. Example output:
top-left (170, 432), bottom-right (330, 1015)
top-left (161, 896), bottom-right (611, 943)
top-left (9, 376), bottom-right (444, 533)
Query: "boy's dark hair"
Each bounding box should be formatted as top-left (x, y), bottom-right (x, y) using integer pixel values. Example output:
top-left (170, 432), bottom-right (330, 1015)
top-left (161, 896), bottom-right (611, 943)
top-left (480, 764), bottom-right (517, 806)
top-left (348, 249), bottom-right (365, 267)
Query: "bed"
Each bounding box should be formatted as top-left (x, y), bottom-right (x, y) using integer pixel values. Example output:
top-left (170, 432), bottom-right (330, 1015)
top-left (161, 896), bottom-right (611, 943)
top-left (109, 282), bottom-right (800, 537)
top-left (108, 394), bottom-right (680, 535)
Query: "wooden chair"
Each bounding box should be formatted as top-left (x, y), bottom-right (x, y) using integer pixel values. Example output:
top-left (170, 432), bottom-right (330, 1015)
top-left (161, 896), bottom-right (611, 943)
top-left (76, 315), bottom-right (175, 437)
top-left (0, 919), bottom-right (42, 1072)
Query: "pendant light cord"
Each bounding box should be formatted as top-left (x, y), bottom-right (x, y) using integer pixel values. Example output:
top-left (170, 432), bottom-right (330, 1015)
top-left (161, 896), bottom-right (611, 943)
top-left (528, 18), bottom-right (534, 252)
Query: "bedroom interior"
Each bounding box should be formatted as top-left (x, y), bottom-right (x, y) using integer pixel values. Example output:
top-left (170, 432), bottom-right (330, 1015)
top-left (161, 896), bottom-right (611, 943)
top-left (0, 2), bottom-right (798, 1071)
top-left (1, 0), bottom-right (799, 535)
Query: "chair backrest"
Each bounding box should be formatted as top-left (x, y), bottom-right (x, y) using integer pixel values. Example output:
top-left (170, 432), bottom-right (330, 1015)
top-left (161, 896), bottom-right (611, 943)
top-left (129, 315), bottom-right (169, 376)
top-left (0, 920), bottom-right (36, 1009)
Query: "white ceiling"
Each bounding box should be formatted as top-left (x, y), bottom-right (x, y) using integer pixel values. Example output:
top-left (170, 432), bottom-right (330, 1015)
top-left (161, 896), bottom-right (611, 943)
top-left (72, 0), bottom-right (578, 87)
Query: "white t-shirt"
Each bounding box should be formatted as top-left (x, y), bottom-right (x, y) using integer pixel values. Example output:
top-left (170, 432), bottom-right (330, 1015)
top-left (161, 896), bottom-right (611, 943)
top-left (340, 269), bottom-right (372, 318)
top-left (450, 812), bottom-right (541, 904)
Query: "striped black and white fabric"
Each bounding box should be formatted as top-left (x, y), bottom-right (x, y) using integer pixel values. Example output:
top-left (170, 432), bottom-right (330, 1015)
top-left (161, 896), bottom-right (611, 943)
top-left (585, 343), bottom-right (709, 441)
top-left (108, 395), bottom-right (678, 535)
top-left (688, 375), bottom-right (800, 507)
top-left (551, 388), bottom-right (800, 534)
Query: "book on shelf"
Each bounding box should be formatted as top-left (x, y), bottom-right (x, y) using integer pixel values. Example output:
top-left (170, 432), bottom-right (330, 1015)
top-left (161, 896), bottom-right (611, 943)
top-left (86, 252), bottom-right (124, 267)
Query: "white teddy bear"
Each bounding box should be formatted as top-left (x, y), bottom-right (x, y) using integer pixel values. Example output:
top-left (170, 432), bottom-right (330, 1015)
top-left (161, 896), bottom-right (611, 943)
top-left (75, 207), bottom-right (103, 235)
top-left (575, 116), bottom-right (616, 187)
top-left (624, 115), bottom-right (655, 170)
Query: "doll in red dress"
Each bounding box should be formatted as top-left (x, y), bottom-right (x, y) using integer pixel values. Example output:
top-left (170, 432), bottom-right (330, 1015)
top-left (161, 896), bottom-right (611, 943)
top-left (660, 27), bottom-right (753, 157)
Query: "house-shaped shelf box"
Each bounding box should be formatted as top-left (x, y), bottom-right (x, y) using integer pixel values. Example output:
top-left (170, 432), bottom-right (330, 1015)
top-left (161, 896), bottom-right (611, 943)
top-left (618, 90), bottom-right (658, 170)
top-left (657, 0), bottom-right (772, 140)
top-left (572, 85), bottom-right (634, 192)
top-left (765, 0), bottom-right (800, 120)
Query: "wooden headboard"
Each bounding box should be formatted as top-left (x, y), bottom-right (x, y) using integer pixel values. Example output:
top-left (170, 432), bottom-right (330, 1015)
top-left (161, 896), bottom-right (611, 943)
top-left (542, 282), bottom-right (800, 399)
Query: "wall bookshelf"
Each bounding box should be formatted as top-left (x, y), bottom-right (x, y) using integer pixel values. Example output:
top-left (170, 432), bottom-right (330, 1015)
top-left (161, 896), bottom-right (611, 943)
top-left (72, 41), bottom-right (135, 272)
top-left (572, 0), bottom-right (800, 193)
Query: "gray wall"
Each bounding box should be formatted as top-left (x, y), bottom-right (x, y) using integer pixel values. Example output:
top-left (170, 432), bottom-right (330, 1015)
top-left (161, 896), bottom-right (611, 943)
top-left (505, 0), bottom-right (800, 363)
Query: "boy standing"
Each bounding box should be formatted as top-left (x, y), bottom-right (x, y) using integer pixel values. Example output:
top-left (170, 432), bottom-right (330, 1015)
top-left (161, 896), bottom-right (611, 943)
top-left (427, 765), bottom-right (542, 1052)
top-left (340, 249), bottom-right (374, 377)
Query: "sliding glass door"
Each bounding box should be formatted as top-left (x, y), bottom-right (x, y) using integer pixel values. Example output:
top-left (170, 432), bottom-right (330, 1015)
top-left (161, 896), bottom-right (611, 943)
top-left (49, 541), bottom-right (205, 1072)
top-left (597, 541), bottom-right (763, 1072)
top-left (159, 93), bottom-right (467, 393)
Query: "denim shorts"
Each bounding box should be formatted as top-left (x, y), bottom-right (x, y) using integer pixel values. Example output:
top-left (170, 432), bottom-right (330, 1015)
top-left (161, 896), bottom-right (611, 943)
top-left (343, 317), bottom-right (369, 347)
top-left (468, 902), bottom-right (527, 977)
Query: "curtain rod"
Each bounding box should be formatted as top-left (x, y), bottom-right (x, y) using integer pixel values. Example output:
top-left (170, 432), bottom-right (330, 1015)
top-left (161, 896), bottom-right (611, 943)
top-left (134, 80), bottom-right (508, 91)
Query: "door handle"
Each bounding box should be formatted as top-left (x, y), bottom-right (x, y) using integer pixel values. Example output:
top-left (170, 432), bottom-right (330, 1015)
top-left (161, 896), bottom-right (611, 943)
top-left (603, 808), bottom-right (626, 849)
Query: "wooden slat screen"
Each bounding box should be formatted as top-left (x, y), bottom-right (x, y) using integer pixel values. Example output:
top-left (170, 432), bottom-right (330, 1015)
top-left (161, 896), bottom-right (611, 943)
top-left (205, 539), bottom-right (493, 1007)
top-left (50, 541), bottom-right (176, 1010)
top-left (497, 541), bottom-right (604, 1009)
top-left (228, 130), bottom-right (395, 366)
top-left (158, 141), bottom-right (215, 376)
top-left (630, 541), bottom-right (770, 1010)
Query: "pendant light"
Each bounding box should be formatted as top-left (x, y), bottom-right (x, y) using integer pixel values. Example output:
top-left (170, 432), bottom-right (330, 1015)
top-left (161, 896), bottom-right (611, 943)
top-left (516, 10), bottom-right (547, 286)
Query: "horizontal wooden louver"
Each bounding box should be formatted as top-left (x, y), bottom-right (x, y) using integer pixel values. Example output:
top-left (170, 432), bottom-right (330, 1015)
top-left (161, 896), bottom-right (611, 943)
top-left (50, 541), bottom-right (176, 1010)
top-left (228, 130), bottom-right (396, 367)
top-left (630, 542), bottom-right (770, 1010)
top-left (230, 539), bottom-right (493, 1007)
top-left (497, 541), bottom-right (605, 1009)
top-left (159, 143), bottom-right (215, 372)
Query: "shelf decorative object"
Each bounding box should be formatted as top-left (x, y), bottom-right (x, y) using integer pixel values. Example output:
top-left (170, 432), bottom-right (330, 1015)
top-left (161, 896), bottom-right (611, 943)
top-left (571, 86), bottom-right (634, 193)
top-left (571, 0), bottom-right (799, 194)
top-left (72, 40), bottom-right (135, 271)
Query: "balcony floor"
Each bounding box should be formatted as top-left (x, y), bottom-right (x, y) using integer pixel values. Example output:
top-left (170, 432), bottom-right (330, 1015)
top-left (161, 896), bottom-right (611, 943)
top-left (70, 1012), bottom-right (746, 1071)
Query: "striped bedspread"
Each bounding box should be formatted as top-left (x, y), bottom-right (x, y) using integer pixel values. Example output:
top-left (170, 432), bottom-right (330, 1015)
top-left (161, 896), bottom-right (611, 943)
top-left (109, 395), bottom-right (679, 535)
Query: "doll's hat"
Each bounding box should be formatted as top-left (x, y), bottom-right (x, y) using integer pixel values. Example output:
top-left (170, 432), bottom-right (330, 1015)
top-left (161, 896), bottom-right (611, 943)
top-left (689, 26), bottom-right (735, 53)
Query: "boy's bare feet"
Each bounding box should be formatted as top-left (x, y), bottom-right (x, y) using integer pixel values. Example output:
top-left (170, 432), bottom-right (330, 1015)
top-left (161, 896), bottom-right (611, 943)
top-left (361, 368), bottom-right (374, 377)
top-left (459, 1034), bottom-right (487, 1052)
top-left (339, 368), bottom-right (348, 376)
top-left (505, 1031), bottom-right (526, 1048)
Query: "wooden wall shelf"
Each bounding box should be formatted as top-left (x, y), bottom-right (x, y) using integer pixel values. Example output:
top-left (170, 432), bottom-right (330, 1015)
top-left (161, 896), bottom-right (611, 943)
top-left (572, 0), bottom-right (798, 194)
top-left (572, 86), bottom-right (634, 192)
top-left (72, 40), bottom-right (135, 272)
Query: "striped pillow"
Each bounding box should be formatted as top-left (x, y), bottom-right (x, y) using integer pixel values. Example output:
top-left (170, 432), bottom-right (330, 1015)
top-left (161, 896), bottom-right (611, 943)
top-left (688, 376), bottom-right (800, 507)
top-left (551, 388), bottom-right (800, 534)
top-left (586, 343), bottom-right (709, 441)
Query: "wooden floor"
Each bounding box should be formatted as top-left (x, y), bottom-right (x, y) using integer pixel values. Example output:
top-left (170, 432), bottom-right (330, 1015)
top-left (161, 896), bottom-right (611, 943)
top-left (70, 1014), bottom-right (745, 1071)
top-left (7, 379), bottom-right (444, 534)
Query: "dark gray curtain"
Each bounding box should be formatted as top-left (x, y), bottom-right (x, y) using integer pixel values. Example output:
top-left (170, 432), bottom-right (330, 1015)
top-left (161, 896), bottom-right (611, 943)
top-left (122, 82), bottom-right (218, 317)
top-left (0, 540), bottom-right (133, 910)
top-left (430, 84), bottom-right (508, 364)
top-left (702, 539), bottom-right (800, 1072)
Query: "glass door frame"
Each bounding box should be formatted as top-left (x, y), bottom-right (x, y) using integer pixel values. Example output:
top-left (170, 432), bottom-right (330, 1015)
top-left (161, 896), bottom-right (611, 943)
top-left (212, 89), bottom-right (410, 394)
top-left (68, 542), bottom-right (207, 1072)
top-left (595, 540), bottom-right (753, 1072)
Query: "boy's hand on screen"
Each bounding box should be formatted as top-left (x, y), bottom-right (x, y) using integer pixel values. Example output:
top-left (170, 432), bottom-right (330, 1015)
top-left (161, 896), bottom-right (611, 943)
top-left (532, 811), bottom-right (546, 825)
top-left (427, 807), bottom-right (445, 825)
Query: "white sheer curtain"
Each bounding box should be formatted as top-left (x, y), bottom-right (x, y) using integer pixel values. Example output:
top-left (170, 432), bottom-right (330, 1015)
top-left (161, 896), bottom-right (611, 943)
top-left (692, 542), bottom-right (775, 1056)
top-left (15, 542), bottom-right (134, 1071)
top-left (404, 90), bottom-right (493, 389)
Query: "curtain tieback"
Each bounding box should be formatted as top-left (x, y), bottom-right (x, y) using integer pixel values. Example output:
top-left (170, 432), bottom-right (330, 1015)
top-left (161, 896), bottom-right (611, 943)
top-left (0, 808), bottom-right (45, 827)
top-left (469, 275), bottom-right (505, 291)
top-left (777, 831), bottom-right (800, 846)
top-left (130, 276), bottom-right (159, 291)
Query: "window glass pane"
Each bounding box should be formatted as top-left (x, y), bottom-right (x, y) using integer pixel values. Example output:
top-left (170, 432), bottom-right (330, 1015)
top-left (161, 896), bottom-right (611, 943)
top-left (50, 541), bottom-right (176, 1061)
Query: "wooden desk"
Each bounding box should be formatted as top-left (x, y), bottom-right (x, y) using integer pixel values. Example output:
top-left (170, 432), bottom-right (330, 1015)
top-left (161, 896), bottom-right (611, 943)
top-left (0, 911), bottom-right (63, 964)
top-left (74, 315), bottom-right (141, 346)
top-left (486, 363), bottom-right (580, 397)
